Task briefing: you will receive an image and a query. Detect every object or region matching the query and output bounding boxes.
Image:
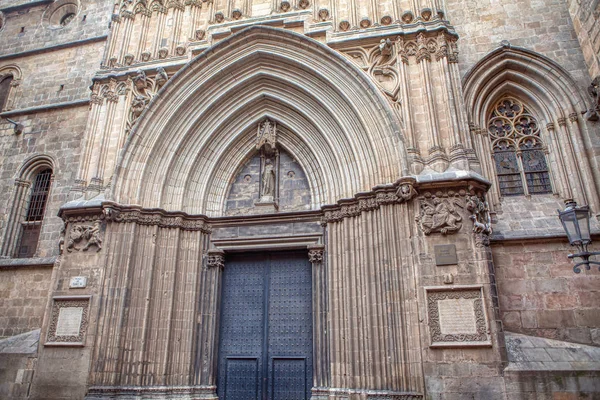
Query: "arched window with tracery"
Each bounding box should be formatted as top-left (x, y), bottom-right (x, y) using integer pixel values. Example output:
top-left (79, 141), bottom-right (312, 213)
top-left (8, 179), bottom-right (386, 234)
top-left (487, 97), bottom-right (552, 196)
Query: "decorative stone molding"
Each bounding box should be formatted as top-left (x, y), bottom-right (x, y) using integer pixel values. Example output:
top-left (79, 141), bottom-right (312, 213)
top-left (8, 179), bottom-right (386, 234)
top-left (308, 245), bottom-right (324, 263)
top-left (206, 249), bottom-right (225, 269)
top-left (317, 8), bottom-right (329, 21)
top-left (195, 29), bottom-right (206, 41)
top-left (321, 388), bottom-right (423, 399)
top-left (401, 11), bottom-right (414, 24)
top-left (45, 296), bottom-right (91, 347)
top-left (66, 220), bottom-right (104, 252)
top-left (321, 178), bottom-right (417, 225)
top-left (126, 68), bottom-right (170, 133)
top-left (103, 203), bottom-right (212, 233)
top-left (87, 385), bottom-right (219, 398)
top-left (426, 287), bottom-right (491, 347)
top-left (380, 15), bottom-right (392, 25)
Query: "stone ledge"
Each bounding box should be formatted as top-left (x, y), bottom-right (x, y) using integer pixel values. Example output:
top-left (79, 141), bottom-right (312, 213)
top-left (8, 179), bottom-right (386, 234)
top-left (505, 331), bottom-right (600, 372)
top-left (0, 329), bottom-right (40, 354)
top-left (0, 257), bottom-right (56, 268)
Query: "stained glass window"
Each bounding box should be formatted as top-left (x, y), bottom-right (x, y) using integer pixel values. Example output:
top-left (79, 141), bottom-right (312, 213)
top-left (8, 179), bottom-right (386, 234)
top-left (487, 97), bottom-right (552, 196)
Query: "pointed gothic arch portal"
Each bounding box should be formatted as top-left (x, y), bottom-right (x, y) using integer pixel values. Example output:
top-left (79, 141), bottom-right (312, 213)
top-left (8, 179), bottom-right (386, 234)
top-left (112, 25), bottom-right (408, 216)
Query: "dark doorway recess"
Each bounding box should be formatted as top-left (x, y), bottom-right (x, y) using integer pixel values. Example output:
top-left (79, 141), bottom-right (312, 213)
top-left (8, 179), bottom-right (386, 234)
top-left (217, 251), bottom-right (313, 400)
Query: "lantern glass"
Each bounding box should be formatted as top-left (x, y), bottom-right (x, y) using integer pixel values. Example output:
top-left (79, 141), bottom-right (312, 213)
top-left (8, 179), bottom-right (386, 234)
top-left (575, 206), bottom-right (591, 244)
top-left (558, 204), bottom-right (591, 246)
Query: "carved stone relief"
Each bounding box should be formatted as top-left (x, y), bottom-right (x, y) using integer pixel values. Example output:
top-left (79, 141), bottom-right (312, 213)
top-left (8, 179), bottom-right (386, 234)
top-left (466, 194), bottom-right (492, 247)
top-left (585, 76), bottom-right (600, 121)
top-left (126, 68), bottom-right (170, 133)
top-left (308, 248), bottom-right (324, 263)
top-left (206, 250), bottom-right (225, 269)
top-left (66, 221), bottom-right (103, 252)
top-left (416, 194), bottom-right (464, 235)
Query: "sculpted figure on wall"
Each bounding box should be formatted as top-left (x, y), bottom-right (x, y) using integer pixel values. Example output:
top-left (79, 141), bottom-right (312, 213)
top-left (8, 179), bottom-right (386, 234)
top-left (66, 221), bottom-right (103, 252)
top-left (417, 197), bottom-right (463, 235)
top-left (467, 194), bottom-right (492, 246)
top-left (261, 158), bottom-right (276, 201)
top-left (586, 76), bottom-right (600, 121)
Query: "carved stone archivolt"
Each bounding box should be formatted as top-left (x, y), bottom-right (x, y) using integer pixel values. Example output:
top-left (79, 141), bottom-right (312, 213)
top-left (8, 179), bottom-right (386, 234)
top-left (416, 192), bottom-right (464, 235)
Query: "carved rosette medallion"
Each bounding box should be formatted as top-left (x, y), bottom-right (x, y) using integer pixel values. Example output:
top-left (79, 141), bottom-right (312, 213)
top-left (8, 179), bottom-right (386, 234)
top-left (426, 287), bottom-right (490, 347)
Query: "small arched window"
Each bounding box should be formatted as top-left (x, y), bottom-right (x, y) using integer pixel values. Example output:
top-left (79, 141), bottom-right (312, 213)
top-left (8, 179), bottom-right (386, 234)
top-left (17, 169), bottom-right (53, 258)
top-left (487, 97), bottom-right (552, 196)
top-left (0, 74), bottom-right (13, 111)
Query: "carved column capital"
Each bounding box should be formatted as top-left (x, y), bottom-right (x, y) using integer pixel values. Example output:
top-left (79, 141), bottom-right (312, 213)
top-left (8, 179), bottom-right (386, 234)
top-left (206, 249), bottom-right (225, 269)
top-left (308, 245), bottom-right (325, 264)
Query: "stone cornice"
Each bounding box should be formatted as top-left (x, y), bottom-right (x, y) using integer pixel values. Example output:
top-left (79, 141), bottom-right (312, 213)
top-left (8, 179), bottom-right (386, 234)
top-left (59, 173), bottom-right (491, 229)
top-left (320, 177), bottom-right (418, 225)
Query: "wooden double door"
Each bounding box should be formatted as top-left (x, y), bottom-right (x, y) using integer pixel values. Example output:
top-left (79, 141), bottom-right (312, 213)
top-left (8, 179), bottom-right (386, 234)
top-left (217, 251), bottom-right (313, 400)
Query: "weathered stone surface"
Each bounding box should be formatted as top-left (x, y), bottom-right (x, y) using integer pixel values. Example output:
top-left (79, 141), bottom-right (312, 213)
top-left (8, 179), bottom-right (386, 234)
top-left (0, 0), bottom-right (599, 399)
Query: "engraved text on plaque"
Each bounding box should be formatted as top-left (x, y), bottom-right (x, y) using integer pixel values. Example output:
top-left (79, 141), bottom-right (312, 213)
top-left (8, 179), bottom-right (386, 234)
top-left (55, 307), bottom-right (84, 336)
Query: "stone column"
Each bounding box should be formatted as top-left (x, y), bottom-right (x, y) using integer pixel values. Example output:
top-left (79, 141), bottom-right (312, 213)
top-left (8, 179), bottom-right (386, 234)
top-left (194, 248), bottom-right (224, 399)
top-left (308, 244), bottom-right (330, 397)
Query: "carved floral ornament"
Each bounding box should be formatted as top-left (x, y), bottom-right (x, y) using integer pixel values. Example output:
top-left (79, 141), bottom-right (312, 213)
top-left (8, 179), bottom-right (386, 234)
top-left (206, 250), bottom-right (225, 269)
top-left (60, 204), bottom-right (211, 233)
top-left (320, 179), bottom-right (417, 225)
top-left (308, 248), bottom-right (324, 263)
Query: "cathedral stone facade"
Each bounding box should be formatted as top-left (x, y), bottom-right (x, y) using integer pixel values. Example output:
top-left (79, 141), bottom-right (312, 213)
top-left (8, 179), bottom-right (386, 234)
top-left (1, 0), bottom-right (600, 399)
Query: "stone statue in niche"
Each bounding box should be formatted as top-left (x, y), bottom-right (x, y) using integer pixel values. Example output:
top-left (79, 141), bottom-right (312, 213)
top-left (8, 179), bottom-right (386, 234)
top-left (417, 197), bottom-right (463, 235)
top-left (260, 158), bottom-right (276, 202)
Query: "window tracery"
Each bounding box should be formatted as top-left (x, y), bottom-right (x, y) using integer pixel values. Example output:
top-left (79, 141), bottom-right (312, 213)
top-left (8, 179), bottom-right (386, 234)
top-left (487, 97), bottom-right (552, 196)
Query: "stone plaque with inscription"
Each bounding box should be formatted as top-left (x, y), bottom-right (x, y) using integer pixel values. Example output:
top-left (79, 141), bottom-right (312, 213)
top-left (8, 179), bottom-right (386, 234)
top-left (55, 307), bottom-right (84, 336)
top-left (46, 297), bottom-right (90, 346)
top-left (434, 244), bottom-right (457, 266)
top-left (69, 276), bottom-right (87, 288)
top-left (426, 287), bottom-right (491, 347)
